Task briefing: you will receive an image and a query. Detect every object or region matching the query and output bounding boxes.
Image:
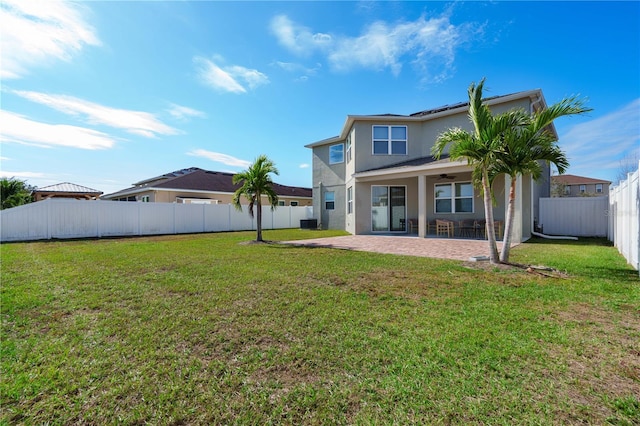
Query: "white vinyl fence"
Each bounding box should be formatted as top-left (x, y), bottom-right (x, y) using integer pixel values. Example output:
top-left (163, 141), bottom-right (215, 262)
top-left (538, 196), bottom-right (609, 237)
top-left (608, 162), bottom-right (639, 271)
top-left (0, 199), bottom-right (314, 242)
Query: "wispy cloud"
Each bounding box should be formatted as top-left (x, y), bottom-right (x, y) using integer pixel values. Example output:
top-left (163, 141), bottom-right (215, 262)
top-left (299, 163), bottom-right (310, 169)
top-left (187, 149), bottom-right (251, 168)
top-left (166, 103), bottom-right (207, 121)
top-left (272, 61), bottom-right (321, 82)
top-left (13, 90), bottom-right (178, 137)
top-left (270, 15), bottom-right (332, 56)
top-left (270, 13), bottom-right (482, 83)
top-left (0, 110), bottom-right (116, 150)
top-left (559, 98), bottom-right (640, 178)
top-left (0, 170), bottom-right (46, 179)
top-left (1, 0), bottom-right (100, 79)
top-left (194, 56), bottom-right (269, 94)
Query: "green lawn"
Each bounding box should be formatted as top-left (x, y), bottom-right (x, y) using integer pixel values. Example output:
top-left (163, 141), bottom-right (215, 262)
top-left (1, 230), bottom-right (638, 425)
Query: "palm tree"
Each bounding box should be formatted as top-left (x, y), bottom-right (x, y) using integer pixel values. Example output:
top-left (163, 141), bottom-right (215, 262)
top-left (1, 177), bottom-right (34, 210)
top-left (432, 78), bottom-right (526, 264)
top-left (232, 155), bottom-right (280, 242)
top-left (492, 96), bottom-right (591, 263)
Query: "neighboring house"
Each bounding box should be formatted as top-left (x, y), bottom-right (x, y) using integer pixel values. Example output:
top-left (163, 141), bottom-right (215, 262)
top-left (551, 174), bottom-right (610, 197)
top-left (306, 89), bottom-right (555, 244)
top-left (101, 167), bottom-right (312, 206)
top-left (33, 182), bottom-right (103, 201)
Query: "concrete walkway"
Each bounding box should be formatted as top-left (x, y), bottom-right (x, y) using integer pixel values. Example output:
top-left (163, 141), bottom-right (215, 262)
top-left (284, 235), bottom-right (505, 261)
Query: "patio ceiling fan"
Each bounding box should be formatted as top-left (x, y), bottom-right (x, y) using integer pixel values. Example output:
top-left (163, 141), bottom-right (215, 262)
top-left (431, 173), bottom-right (456, 180)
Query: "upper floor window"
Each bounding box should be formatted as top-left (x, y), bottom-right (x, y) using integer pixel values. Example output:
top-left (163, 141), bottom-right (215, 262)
top-left (579, 185), bottom-right (586, 193)
top-left (596, 183), bottom-right (603, 193)
top-left (372, 125), bottom-right (407, 155)
top-left (435, 182), bottom-right (473, 213)
top-left (325, 191), bottom-right (335, 210)
top-left (329, 143), bottom-right (344, 164)
top-left (346, 135), bottom-right (352, 163)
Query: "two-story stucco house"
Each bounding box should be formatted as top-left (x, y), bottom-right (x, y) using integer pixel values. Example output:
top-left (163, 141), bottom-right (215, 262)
top-left (551, 174), bottom-right (611, 197)
top-left (306, 89), bottom-right (554, 244)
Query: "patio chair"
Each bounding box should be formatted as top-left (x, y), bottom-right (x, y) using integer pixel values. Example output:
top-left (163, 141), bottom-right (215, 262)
top-left (427, 219), bottom-right (437, 234)
top-left (436, 219), bottom-right (454, 238)
top-left (458, 219), bottom-right (476, 238)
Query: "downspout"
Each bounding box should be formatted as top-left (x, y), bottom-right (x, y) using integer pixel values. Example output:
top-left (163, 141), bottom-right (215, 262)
top-left (317, 181), bottom-right (322, 229)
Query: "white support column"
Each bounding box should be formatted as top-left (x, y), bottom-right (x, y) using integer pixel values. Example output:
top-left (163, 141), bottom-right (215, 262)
top-left (418, 175), bottom-right (427, 238)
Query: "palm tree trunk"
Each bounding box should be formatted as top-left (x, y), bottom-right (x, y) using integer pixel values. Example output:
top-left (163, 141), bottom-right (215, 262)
top-left (482, 168), bottom-right (499, 264)
top-left (256, 195), bottom-right (263, 242)
top-left (500, 176), bottom-right (517, 263)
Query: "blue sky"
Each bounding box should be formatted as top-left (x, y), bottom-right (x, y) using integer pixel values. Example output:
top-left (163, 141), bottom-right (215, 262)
top-left (1, 1), bottom-right (639, 195)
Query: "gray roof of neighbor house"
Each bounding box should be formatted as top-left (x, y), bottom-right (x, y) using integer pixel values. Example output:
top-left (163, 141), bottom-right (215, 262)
top-left (34, 182), bottom-right (102, 195)
top-left (306, 89), bottom-right (548, 148)
top-left (102, 168), bottom-right (312, 199)
top-left (551, 174), bottom-right (611, 185)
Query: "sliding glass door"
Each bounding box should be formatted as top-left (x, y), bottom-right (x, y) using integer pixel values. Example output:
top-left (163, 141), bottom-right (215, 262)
top-left (372, 186), bottom-right (406, 232)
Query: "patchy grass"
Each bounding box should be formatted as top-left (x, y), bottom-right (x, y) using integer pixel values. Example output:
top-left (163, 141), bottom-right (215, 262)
top-left (1, 231), bottom-right (638, 425)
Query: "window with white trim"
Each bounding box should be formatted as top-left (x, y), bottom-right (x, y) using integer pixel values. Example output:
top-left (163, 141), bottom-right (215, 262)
top-left (435, 182), bottom-right (473, 213)
top-left (278, 200), bottom-right (286, 206)
top-left (347, 186), bottom-right (353, 214)
top-left (141, 195), bottom-right (150, 202)
top-left (579, 185), bottom-right (586, 193)
top-left (329, 143), bottom-right (344, 164)
top-left (372, 125), bottom-right (407, 155)
top-left (346, 135), bottom-right (352, 163)
top-left (325, 191), bottom-right (335, 210)
top-left (290, 201), bottom-right (299, 206)
top-left (564, 185), bottom-right (571, 195)
top-left (596, 183), bottom-right (603, 193)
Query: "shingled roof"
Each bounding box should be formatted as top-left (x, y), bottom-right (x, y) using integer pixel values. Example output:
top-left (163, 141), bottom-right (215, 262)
top-left (102, 168), bottom-right (311, 199)
top-left (551, 174), bottom-right (611, 185)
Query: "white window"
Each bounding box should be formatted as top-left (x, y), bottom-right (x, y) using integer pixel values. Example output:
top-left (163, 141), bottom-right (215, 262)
top-left (325, 192), bottom-right (335, 210)
top-left (346, 135), bottom-right (352, 163)
top-left (580, 185), bottom-right (586, 193)
top-left (329, 143), bottom-right (344, 164)
top-left (278, 200), bottom-right (286, 206)
top-left (141, 195), bottom-right (150, 202)
top-left (564, 185), bottom-right (571, 195)
top-left (435, 182), bottom-right (473, 213)
top-left (372, 125), bottom-right (407, 155)
top-left (347, 186), bottom-right (353, 214)
top-left (290, 201), bottom-right (299, 206)
top-left (596, 183), bottom-right (603, 193)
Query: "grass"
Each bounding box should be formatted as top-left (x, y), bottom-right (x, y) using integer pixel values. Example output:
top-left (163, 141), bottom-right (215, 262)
top-left (1, 230), bottom-right (638, 425)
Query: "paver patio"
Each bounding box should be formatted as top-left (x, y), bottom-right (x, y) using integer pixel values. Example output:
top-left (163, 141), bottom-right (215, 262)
top-left (284, 235), bottom-right (507, 261)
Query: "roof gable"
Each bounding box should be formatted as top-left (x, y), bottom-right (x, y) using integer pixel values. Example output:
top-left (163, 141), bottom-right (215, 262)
top-left (306, 89), bottom-right (546, 148)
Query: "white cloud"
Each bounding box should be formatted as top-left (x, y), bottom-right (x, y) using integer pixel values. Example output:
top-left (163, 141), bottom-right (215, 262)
top-left (559, 98), bottom-right (640, 178)
top-left (0, 110), bottom-right (116, 150)
top-left (187, 149), bottom-right (251, 168)
top-left (194, 57), bottom-right (269, 94)
top-left (13, 90), bottom-right (178, 138)
top-left (167, 103), bottom-right (207, 121)
top-left (0, 170), bottom-right (46, 179)
top-left (0, 0), bottom-right (100, 79)
top-left (299, 163), bottom-right (310, 169)
top-left (270, 15), bottom-right (333, 56)
top-left (270, 14), bottom-right (481, 83)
